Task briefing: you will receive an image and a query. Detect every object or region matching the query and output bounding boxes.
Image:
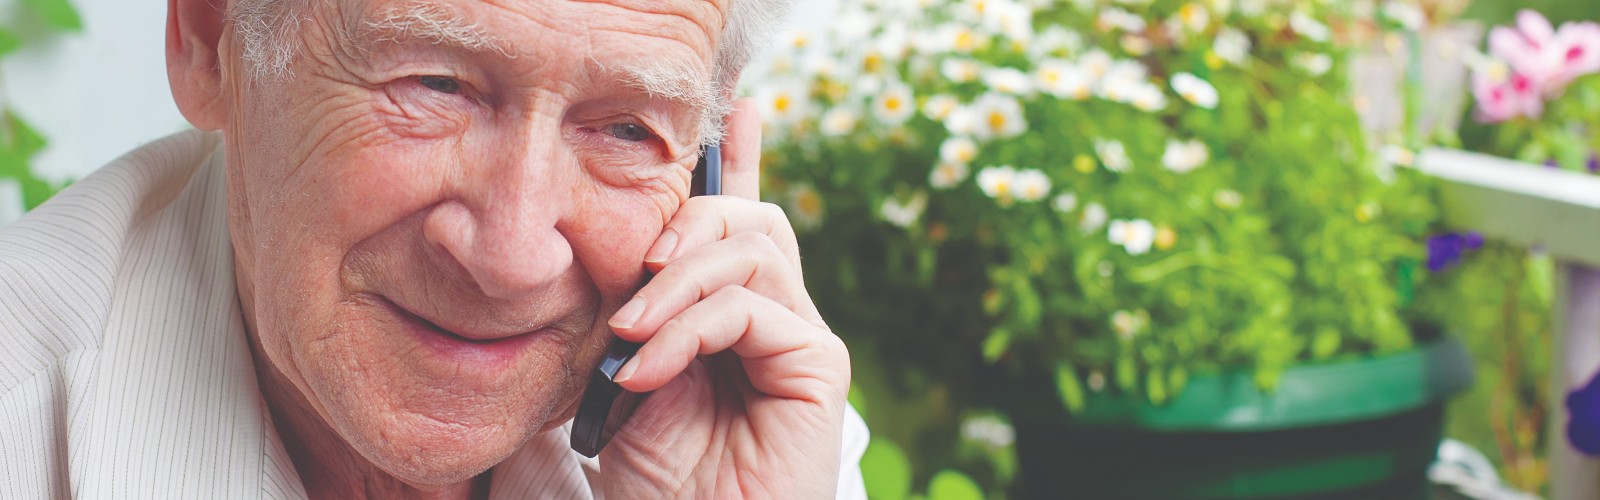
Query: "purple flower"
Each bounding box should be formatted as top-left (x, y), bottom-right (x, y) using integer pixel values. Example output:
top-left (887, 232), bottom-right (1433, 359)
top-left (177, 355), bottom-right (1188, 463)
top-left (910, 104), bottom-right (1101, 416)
top-left (1569, 370), bottom-right (1600, 455)
top-left (1425, 232), bottom-right (1484, 272)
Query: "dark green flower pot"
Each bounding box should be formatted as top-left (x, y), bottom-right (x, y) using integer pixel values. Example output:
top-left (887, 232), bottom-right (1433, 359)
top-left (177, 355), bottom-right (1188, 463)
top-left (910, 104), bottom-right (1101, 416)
top-left (1007, 337), bottom-right (1475, 499)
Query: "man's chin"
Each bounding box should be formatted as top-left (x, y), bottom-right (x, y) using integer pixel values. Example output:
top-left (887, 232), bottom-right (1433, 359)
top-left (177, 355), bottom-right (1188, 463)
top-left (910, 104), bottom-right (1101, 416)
top-left (346, 410), bottom-right (535, 488)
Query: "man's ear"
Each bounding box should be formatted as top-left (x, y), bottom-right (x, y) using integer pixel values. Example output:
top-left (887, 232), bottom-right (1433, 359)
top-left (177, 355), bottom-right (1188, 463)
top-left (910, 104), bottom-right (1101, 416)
top-left (167, 0), bottom-right (229, 131)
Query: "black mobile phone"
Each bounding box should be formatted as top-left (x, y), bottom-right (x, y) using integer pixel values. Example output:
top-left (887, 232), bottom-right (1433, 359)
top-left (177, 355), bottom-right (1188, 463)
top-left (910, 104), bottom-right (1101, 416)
top-left (570, 144), bottom-right (721, 458)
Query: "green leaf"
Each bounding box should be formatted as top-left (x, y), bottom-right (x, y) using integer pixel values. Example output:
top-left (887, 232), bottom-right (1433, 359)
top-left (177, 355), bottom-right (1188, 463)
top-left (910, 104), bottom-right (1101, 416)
top-left (926, 469), bottom-right (984, 500)
top-left (0, 29), bottom-right (21, 58)
top-left (847, 384), bottom-right (869, 422)
top-left (22, 0), bottom-right (84, 32)
top-left (981, 328), bottom-right (1010, 364)
top-left (1054, 364), bottom-right (1085, 413)
top-left (861, 438), bottom-right (912, 500)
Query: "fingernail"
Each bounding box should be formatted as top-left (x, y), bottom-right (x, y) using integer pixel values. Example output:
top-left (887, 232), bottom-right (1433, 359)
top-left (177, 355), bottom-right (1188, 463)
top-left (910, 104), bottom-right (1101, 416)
top-left (644, 228), bottom-right (679, 264)
top-left (610, 296), bottom-right (646, 329)
top-left (613, 357), bottom-right (639, 384)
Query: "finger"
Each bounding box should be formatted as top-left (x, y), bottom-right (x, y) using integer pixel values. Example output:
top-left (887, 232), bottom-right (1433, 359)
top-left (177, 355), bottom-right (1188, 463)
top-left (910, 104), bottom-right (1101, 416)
top-left (643, 196), bottom-right (801, 273)
top-left (614, 284), bottom-right (849, 405)
top-left (613, 231), bottom-right (821, 338)
top-left (720, 97), bottom-right (762, 201)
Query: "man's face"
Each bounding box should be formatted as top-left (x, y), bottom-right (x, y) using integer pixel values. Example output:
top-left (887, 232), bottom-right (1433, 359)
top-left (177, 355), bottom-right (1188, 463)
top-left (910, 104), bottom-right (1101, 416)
top-left (220, 0), bottom-right (724, 485)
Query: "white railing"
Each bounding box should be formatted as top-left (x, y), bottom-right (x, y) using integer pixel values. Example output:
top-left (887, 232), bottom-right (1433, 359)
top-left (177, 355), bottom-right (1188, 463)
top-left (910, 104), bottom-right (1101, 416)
top-left (1417, 148), bottom-right (1600, 499)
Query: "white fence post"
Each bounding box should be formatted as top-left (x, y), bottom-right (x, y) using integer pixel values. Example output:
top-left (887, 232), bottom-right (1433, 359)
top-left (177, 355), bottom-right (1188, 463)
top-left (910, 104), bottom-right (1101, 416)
top-left (1552, 263), bottom-right (1600, 499)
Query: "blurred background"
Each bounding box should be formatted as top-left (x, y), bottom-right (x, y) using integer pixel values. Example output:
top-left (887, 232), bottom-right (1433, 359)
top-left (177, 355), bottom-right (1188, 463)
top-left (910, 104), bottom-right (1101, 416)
top-left (4, 0), bottom-right (1600, 499)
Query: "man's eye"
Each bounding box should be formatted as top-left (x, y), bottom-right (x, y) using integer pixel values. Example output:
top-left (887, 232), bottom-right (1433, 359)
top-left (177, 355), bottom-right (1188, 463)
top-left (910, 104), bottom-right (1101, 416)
top-left (417, 76), bottom-right (462, 94)
top-left (604, 123), bottom-right (657, 142)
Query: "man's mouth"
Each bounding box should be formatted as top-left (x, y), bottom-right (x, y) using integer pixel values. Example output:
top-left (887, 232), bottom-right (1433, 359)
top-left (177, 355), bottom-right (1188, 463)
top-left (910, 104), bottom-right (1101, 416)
top-left (371, 294), bottom-right (554, 364)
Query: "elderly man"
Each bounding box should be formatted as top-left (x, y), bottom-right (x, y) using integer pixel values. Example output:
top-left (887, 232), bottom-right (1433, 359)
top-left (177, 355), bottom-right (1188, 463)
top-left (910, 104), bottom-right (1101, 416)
top-left (0, 0), bottom-right (867, 498)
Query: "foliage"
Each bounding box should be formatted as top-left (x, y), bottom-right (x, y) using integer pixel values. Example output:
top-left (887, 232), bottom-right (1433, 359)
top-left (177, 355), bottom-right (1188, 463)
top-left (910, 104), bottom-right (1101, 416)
top-left (0, 0), bottom-right (82, 215)
top-left (751, 0), bottom-right (1446, 495)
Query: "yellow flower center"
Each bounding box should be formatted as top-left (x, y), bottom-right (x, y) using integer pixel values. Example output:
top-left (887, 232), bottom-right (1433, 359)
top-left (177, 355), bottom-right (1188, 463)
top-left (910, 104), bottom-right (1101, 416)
top-left (884, 96), bottom-right (903, 112)
top-left (987, 111), bottom-right (1007, 130)
top-left (798, 192), bottom-right (821, 215)
top-left (1155, 226), bottom-right (1177, 250)
top-left (863, 53), bottom-right (884, 73)
top-left (1180, 4), bottom-right (1201, 24)
top-left (774, 94), bottom-right (792, 113)
top-left (954, 31), bottom-right (976, 52)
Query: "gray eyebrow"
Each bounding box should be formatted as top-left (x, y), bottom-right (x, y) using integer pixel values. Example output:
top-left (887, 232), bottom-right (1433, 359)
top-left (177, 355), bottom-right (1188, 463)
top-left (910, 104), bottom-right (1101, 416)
top-left (608, 60), bottom-right (730, 146)
top-left (354, 3), bottom-right (513, 57)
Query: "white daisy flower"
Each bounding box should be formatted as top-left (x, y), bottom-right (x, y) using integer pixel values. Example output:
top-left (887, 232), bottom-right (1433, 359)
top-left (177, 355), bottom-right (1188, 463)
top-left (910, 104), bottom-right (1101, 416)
top-left (1080, 202), bottom-right (1109, 232)
top-left (930, 160), bottom-right (971, 189)
top-left (820, 107), bottom-right (860, 137)
top-left (1030, 25), bottom-right (1083, 58)
top-left (940, 136), bottom-right (980, 165)
top-left (1289, 11), bottom-right (1331, 42)
top-left (1161, 139), bottom-right (1209, 173)
top-left (785, 184), bottom-right (826, 231)
top-left (1010, 168), bottom-right (1052, 202)
top-left (1120, 34), bottom-right (1153, 56)
top-left (1170, 72), bottom-right (1219, 109)
top-left (872, 83), bottom-right (917, 125)
top-left (944, 105), bottom-right (980, 137)
top-left (803, 52), bottom-right (842, 79)
top-left (1174, 3), bottom-right (1210, 32)
top-left (967, 92), bottom-right (1028, 140)
top-left (1213, 27), bottom-right (1251, 65)
top-left (1110, 309), bottom-right (1150, 341)
top-left (1108, 218), bottom-right (1157, 255)
top-left (1051, 192), bottom-right (1079, 213)
top-left (1127, 83), bottom-right (1168, 112)
top-left (982, 67), bottom-right (1034, 95)
top-left (782, 29), bottom-right (812, 51)
top-left (874, 22), bottom-right (913, 59)
top-left (1097, 7), bottom-right (1147, 33)
top-left (1036, 59), bottom-right (1094, 100)
top-left (938, 23), bottom-right (987, 54)
top-left (941, 58), bottom-right (983, 83)
top-left (1079, 49), bottom-right (1113, 80)
top-left (961, 415), bottom-right (1016, 449)
top-left (1097, 60), bottom-right (1149, 102)
top-left (880, 191), bottom-right (928, 228)
top-left (1095, 139), bottom-right (1132, 172)
top-left (1214, 189), bottom-right (1243, 208)
top-left (976, 165), bottom-right (1018, 199)
top-left (923, 94), bottom-right (961, 121)
top-left (1295, 53), bottom-right (1333, 76)
top-left (755, 80), bottom-right (812, 127)
top-left (988, 2), bottom-right (1035, 42)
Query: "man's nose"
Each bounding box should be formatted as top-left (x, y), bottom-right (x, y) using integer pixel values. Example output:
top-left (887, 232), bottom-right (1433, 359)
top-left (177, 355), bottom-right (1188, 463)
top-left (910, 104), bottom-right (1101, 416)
top-left (422, 140), bottom-right (577, 301)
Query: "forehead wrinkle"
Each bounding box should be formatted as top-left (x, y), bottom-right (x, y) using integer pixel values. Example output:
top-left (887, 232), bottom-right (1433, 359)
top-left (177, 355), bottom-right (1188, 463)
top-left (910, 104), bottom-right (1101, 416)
top-left (352, 1), bottom-right (514, 57)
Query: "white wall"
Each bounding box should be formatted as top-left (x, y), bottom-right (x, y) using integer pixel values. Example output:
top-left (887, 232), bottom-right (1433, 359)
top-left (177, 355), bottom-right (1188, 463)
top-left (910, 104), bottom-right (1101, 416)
top-left (4, 0), bottom-right (188, 184)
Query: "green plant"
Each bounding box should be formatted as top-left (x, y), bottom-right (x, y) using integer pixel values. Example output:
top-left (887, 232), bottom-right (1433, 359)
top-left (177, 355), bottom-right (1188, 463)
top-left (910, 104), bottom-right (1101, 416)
top-left (1, 0), bottom-right (82, 212)
top-left (752, 0), bottom-right (1443, 495)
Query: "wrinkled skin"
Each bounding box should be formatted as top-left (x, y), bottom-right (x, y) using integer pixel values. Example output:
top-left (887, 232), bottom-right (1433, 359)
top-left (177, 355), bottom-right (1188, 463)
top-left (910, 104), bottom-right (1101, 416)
top-left (165, 0), bottom-right (849, 498)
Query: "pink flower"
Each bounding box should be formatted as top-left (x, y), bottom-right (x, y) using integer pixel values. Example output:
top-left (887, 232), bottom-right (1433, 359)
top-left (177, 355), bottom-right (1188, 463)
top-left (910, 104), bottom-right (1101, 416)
top-left (1473, 66), bottom-right (1544, 122)
top-left (1489, 10), bottom-right (1600, 95)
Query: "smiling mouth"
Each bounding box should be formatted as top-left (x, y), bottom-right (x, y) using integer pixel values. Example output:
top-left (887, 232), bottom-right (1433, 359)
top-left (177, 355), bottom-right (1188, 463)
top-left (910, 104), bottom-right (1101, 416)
top-left (373, 294), bottom-right (545, 345)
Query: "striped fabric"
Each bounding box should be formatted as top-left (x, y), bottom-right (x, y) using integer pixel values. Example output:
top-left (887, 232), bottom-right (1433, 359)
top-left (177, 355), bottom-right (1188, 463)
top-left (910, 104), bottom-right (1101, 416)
top-left (0, 130), bottom-right (869, 499)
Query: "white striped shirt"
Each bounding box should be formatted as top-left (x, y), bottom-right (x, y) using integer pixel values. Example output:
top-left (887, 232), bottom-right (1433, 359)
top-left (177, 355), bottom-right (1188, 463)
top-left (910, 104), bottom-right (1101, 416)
top-left (0, 130), bottom-right (869, 499)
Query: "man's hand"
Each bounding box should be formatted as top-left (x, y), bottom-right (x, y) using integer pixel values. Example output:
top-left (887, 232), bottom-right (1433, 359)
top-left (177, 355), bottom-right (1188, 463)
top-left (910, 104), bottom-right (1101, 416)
top-left (600, 98), bottom-right (851, 498)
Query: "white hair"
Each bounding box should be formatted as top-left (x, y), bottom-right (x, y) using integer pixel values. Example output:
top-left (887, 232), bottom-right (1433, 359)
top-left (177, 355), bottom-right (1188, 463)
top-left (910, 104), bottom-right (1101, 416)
top-left (228, 0), bottom-right (793, 144)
